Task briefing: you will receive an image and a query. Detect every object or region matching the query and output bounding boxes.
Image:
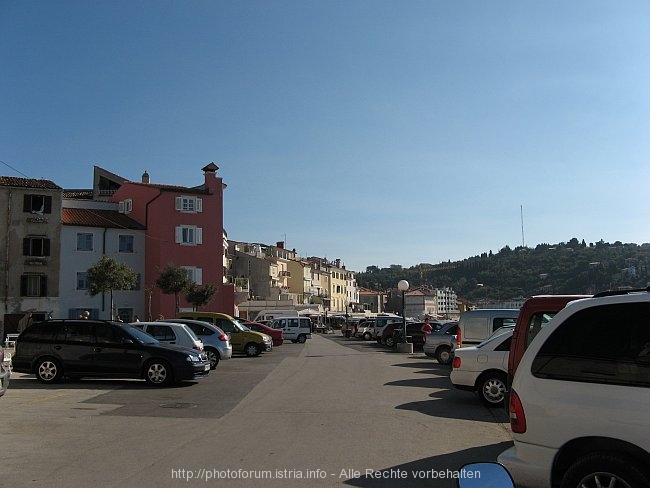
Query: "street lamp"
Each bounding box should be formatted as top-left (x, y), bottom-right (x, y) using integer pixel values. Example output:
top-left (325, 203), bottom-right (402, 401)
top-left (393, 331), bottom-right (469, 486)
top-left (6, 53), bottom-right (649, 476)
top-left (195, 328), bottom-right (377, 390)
top-left (398, 280), bottom-right (409, 344)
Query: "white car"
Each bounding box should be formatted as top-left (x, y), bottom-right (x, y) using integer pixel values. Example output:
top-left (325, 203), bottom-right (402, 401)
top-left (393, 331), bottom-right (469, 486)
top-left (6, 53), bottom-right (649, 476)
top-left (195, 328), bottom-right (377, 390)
top-left (498, 289), bottom-right (650, 488)
top-left (132, 321), bottom-right (204, 352)
top-left (450, 327), bottom-right (512, 407)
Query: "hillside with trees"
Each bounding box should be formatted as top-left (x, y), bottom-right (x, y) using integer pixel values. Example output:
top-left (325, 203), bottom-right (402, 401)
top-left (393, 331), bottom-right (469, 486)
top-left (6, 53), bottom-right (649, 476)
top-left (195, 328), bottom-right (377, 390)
top-left (357, 239), bottom-right (650, 303)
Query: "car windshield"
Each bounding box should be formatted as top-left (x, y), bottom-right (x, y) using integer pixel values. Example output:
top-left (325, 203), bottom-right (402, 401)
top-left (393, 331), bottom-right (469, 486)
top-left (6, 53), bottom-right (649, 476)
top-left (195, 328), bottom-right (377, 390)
top-left (124, 325), bottom-right (159, 345)
top-left (230, 318), bottom-right (248, 332)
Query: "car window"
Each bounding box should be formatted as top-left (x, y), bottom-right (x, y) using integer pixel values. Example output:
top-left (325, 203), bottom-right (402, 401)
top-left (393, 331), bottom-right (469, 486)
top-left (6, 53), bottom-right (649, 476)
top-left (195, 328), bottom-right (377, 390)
top-left (526, 312), bottom-right (557, 347)
top-left (494, 336), bottom-right (512, 351)
top-left (64, 322), bottom-right (94, 343)
top-left (125, 326), bottom-right (159, 344)
top-left (146, 325), bottom-right (176, 341)
top-left (216, 319), bottom-right (236, 333)
top-left (492, 317), bottom-right (517, 332)
top-left (532, 302), bottom-right (650, 387)
top-left (186, 322), bottom-right (214, 336)
top-left (288, 318), bottom-right (299, 328)
top-left (95, 323), bottom-right (127, 344)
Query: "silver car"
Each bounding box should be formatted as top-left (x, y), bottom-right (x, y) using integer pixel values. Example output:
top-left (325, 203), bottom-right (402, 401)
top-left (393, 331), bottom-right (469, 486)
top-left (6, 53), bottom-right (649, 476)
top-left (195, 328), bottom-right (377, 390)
top-left (0, 347), bottom-right (10, 397)
top-left (158, 319), bottom-right (232, 369)
top-left (423, 321), bottom-right (458, 364)
top-left (132, 321), bottom-right (204, 352)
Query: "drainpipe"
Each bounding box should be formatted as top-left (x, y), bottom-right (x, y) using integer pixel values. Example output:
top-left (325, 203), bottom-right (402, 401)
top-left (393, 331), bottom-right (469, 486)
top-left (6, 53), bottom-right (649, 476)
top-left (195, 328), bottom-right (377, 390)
top-left (4, 189), bottom-right (11, 313)
top-left (102, 227), bottom-right (107, 317)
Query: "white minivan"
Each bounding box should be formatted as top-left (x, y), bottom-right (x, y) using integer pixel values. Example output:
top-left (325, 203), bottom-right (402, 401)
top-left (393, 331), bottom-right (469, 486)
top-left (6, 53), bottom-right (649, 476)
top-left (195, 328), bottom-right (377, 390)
top-left (269, 317), bottom-right (312, 343)
top-left (457, 308), bottom-right (519, 347)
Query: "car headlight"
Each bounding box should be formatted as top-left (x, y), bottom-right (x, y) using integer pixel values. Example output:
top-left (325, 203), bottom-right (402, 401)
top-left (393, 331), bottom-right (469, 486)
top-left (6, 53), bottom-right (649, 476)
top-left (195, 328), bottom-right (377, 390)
top-left (186, 354), bottom-right (202, 363)
top-left (264, 336), bottom-right (271, 343)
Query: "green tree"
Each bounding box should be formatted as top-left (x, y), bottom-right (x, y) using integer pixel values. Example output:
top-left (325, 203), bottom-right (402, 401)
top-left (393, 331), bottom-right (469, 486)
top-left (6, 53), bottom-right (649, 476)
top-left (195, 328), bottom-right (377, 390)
top-left (185, 283), bottom-right (217, 311)
top-left (87, 256), bottom-right (138, 319)
top-left (155, 263), bottom-right (192, 313)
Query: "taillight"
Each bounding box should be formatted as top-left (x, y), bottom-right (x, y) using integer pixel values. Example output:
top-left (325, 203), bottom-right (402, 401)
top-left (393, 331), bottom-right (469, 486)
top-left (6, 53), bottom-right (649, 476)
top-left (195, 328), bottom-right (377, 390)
top-left (193, 344), bottom-right (203, 351)
top-left (457, 328), bottom-right (461, 348)
top-left (509, 389), bottom-right (527, 433)
top-left (218, 334), bottom-right (228, 342)
top-left (452, 356), bottom-right (461, 368)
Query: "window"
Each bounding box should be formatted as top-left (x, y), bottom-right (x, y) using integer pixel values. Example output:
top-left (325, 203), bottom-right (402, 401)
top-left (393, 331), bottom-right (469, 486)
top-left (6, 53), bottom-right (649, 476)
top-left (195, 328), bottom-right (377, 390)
top-left (64, 322), bottom-right (94, 343)
top-left (532, 303), bottom-right (650, 387)
top-left (526, 312), bottom-right (557, 347)
top-left (23, 194), bottom-right (52, 214)
top-left (20, 274), bottom-right (47, 297)
top-left (186, 323), bottom-right (214, 336)
top-left (175, 225), bottom-right (203, 245)
top-left (182, 266), bottom-right (202, 285)
top-left (23, 237), bottom-right (50, 256)
top-left (147, 325), bottom-right (176, 341)
top-left (118, 199), bottom-right (133, 214)
top-left (95, 324), bottom-right (125, 344)
top-left (77, 233), bottom-right (94, 251)
top-left (492, 317), bottom-right (517, 332)
top-left (175, 196), bottom-right (203, 213)
top-left (119, 234), bottom-right (134, 253)
top-left (76, 272), bottom-right (89, 290)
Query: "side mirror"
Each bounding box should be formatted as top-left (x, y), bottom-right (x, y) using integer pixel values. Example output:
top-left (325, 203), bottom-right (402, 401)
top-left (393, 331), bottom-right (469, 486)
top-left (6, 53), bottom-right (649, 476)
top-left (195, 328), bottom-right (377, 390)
top-left (457, 463), bottom-right (514, 488)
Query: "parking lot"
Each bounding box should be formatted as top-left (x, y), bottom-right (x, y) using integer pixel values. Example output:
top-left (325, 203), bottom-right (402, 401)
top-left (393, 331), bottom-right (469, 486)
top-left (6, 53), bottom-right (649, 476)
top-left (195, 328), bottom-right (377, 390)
top-left (1, 333), bottom-right (512, 488)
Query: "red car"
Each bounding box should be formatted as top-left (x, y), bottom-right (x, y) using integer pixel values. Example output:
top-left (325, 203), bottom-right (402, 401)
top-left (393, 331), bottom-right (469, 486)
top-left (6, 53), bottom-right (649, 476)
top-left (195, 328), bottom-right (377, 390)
top-left (242, 321), bottom-right (284, 346)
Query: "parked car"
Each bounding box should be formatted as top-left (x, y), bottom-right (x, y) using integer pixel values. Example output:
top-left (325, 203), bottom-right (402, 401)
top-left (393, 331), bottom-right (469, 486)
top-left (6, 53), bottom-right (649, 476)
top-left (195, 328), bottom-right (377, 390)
top-left (353, 319), bottom-right (375, 340)
top-left (269, 316), bottom-right (312, 343)
top-left (132, 321), bottom-right (204, 352)
top-left (11, 319), bottom-right (210, 386)
top-left (457, 308), bottom-right (519, 347)
top-left (241, 320), bottom-right (284, 346)
top-left (371, 314), bottom-right (404, 342)
top-left (0, 347), bottom-right (10, 397)
top-left (450, 327), bottom-right (512, 407)
top-left (423, 321), bottom-right (458, 364)
top-left (176, 312), bottom-right (272, 357)
top-left (498, 288), bottom-right (650, 488)
top-left (382, 322), bottom-right (427, 348)
top-left (157, 318), bottom-right (232, 369)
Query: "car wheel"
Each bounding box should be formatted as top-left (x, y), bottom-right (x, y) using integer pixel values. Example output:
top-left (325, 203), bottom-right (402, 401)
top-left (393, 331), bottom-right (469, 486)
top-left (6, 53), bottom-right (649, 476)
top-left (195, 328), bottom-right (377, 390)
top-left (385, 336), bottom-right (396, 348)
top-left (478, 372), bottom-right (507, 407)
top-left (245, 343), bottom-right (260, 357)
top-left (560, 453), bottom-right (650, 488)
top-left (205, 347), bottom-right (220, 370)
top-left (363, 332), bottom-right (372, 341)
top-left (144, 360), bottom-right (173, 386)
top-left (297, 334), bottom-right (307, 344)
top-left (435, 346), bottom-right (453, 365)
top-left (35, 357), bottom-right (63, 384)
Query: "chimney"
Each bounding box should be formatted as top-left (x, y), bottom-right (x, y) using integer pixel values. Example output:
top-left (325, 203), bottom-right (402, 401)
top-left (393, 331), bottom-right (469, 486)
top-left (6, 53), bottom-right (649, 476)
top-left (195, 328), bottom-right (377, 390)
top-left (142, 171), bottom-right (150, 184)
top-left (277, 241), bottom-right (285, 249)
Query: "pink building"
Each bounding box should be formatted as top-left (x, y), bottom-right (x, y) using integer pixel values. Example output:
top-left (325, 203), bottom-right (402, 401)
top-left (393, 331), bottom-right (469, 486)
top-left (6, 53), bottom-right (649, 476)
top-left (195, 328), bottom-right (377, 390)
top-left (111, 163), bottom-right (234, 319)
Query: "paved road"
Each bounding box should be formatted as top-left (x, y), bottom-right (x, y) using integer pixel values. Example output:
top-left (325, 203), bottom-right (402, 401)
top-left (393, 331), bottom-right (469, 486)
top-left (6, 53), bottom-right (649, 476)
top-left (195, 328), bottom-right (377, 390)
top-left (1, 334), bottom-right (512, 488)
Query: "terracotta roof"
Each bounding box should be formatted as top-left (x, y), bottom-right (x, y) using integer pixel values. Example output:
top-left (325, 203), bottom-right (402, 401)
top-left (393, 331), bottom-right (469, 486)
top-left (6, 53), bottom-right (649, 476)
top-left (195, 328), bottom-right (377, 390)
top-left (0, 176), bottom-right (61, 190)
top-left (63, 189), bottom-right (93, 199)
top-left (126, 181), bottom-right (209, 194)
top-left (62, 208), bottom-right (145, 230)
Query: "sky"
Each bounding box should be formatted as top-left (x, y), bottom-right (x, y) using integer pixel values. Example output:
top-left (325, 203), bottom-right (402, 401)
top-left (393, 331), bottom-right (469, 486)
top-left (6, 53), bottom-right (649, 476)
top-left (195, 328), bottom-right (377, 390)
top-left (2, 1), bottom-right (649, 273)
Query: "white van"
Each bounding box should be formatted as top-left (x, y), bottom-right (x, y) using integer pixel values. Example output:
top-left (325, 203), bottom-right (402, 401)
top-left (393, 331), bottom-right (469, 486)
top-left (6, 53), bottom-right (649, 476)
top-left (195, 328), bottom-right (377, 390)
top-left (254, 310), bottom-right (298, 322)
top-left (269, 316), bottom-right (312, 343)
top-left (457, 309), bottom-right (519, 348)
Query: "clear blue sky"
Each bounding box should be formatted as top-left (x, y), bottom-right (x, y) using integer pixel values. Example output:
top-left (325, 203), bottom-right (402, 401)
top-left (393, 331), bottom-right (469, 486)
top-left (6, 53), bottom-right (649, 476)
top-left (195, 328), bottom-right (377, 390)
top-left (2, 1), bottom-right (649, 273)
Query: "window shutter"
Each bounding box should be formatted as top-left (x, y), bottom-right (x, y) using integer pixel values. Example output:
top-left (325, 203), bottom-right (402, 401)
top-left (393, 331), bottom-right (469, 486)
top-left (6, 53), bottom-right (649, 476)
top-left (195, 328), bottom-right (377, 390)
top-left (44, 239), bottom-right (51, 256)
top-left (20, 275), bottom-right (27, 296)
top-left (196, 227), bottom-right (203, 244)
top-left (118, 201), bottom-right (125, 213)
top-left (23, 195), bottom-right (30, 212)
top-left (44, 196), bottom-right (52, 214)
top-left (40, 276), bottom-right (48, 297)
top-left (196, 198), bottom-right (203, 212)
top-left (176, 197), bottom-right (182, 210)
top-left (195, 268), bottom-right (203, 285)
top-left (175, 226), bottom-right (182, 243)
top-left (23, 238), bottom-right (30, 256)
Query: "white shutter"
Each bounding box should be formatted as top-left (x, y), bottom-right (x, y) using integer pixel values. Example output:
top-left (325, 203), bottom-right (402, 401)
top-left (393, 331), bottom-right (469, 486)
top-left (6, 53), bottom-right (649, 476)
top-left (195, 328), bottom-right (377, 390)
top-left (196, 227), bottom-right (203, 244)
top-left (175, 226), bottom-right (182, 243)
top-left (196, 198), bottom-right (202, 213)
top-left (118, 201), bottom-right (125, 213)
top-left (195, 268), bottom-right (202, 285)
top-left (175, 197), bottom-right (182, 210)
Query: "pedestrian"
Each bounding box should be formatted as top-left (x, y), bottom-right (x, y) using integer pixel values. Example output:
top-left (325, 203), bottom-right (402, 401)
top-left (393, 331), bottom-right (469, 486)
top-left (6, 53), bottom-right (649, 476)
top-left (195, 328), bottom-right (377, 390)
top-left (421, 316), bottom-right (433, 334)
top-left (133, 315), bottom-right (140, 322)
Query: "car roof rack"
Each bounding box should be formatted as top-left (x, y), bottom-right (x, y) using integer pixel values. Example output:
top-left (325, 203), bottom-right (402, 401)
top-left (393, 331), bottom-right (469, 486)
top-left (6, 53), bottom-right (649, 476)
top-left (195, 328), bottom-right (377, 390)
top-left (592, 286), bottom-right (650, 298)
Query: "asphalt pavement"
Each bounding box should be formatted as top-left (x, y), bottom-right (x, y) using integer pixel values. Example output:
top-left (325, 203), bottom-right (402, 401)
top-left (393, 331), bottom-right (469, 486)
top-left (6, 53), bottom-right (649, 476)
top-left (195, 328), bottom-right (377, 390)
top-left (0, 333), bottom-right (512, 488)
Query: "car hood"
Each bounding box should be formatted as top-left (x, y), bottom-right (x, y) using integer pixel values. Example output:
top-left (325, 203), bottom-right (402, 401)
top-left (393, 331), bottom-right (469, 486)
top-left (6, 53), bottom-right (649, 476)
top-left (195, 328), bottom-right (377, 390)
top-left (142, 342), bottom-right (199, 356)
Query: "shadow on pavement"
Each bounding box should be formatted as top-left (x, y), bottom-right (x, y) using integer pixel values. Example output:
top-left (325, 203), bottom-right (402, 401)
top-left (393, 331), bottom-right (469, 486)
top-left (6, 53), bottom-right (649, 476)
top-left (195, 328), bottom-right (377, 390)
top-left (344, 441), bottom-right (513, 488)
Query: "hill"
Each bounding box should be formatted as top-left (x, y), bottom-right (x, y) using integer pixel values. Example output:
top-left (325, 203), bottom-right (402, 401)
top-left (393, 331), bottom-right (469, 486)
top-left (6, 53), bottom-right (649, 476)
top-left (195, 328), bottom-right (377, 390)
top-left (356, 239), bottom-right (650, 302)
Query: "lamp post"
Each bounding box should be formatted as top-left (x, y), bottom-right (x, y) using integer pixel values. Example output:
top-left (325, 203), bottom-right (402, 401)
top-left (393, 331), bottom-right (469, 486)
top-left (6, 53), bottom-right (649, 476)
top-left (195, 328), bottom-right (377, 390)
top-left (397, 280), bottom-right (412, 353)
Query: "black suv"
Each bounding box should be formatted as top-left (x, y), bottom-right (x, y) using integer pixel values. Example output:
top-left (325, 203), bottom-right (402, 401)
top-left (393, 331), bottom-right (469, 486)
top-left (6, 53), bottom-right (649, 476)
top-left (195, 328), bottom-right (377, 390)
top-left (12, 320), bottom-right (210, 386)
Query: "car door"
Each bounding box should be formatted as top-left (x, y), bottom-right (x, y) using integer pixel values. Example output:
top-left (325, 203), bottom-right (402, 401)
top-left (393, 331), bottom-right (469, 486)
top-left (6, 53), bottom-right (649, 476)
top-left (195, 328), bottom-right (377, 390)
top-left (57, 321), bottom-right (95, 374)
top-left (92, 323), bottom-right (143, 375)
